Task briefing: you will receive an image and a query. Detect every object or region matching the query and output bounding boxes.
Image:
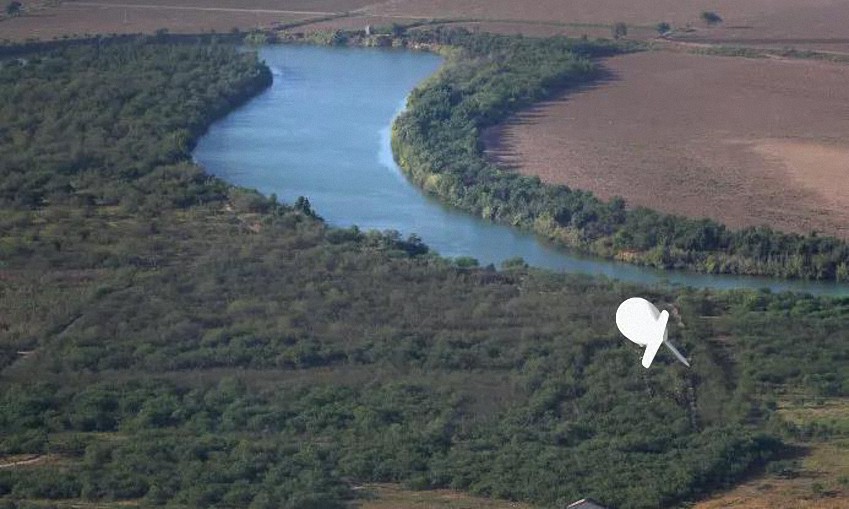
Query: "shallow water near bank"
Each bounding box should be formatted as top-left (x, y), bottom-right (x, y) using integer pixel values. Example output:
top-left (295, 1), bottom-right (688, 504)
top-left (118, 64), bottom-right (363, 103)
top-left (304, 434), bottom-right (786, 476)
top-left (194, 44), bottom-right (848, 297)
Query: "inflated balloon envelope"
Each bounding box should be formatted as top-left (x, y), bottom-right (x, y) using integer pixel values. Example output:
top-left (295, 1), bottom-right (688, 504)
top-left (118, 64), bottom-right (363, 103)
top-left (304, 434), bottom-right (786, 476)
top-left (616, 297), bottom-right (690, 369)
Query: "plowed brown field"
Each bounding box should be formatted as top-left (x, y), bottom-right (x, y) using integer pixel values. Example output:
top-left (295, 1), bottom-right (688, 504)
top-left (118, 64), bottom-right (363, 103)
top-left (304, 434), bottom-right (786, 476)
top-left (0, 0), bottom-right (371, 40)
top-left (7, 0), bottom-right (849, 52)
top-left (358, 0), bottom-right (849, 52)
top-left (485, 51), bottom-right (849, 239)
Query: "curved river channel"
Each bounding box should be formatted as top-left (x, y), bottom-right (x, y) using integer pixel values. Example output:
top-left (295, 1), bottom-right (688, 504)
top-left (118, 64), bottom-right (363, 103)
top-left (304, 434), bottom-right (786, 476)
top-left (194, 45), bottom-right (848, 296)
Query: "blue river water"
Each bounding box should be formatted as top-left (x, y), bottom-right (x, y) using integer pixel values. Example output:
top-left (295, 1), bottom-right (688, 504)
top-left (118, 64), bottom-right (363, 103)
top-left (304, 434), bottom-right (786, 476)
top-left (193, 45), bottom-right (848, 296)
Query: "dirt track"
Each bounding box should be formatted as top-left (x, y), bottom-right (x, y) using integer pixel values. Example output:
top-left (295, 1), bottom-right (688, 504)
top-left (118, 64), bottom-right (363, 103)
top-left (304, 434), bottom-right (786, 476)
top-left (0, 455), bottom-right (46, 469)
top-left (485, 51), bottom-right (849, 238)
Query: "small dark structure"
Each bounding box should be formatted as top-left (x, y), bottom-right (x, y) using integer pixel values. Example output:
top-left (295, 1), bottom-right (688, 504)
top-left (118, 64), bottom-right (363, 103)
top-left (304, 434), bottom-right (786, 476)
top-left (566, 498), bottom-right (608, 509)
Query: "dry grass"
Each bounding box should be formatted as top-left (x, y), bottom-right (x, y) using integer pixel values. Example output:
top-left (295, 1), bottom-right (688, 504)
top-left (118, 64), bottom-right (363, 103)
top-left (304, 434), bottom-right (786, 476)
top-left (0, 454), bottom-right (48, 469)
top-left (355, 483), bottom-right (534, 509)
top-left (778, 398), bottom-right (849, 436)
top-left (692, 441), bottom-right (849, 509)
top-left (485, 50), bottom-right (849, 239)
top-left (289, 14), bottom-right (420, 33)
top-left (694, 399), bottom-right (849, 509)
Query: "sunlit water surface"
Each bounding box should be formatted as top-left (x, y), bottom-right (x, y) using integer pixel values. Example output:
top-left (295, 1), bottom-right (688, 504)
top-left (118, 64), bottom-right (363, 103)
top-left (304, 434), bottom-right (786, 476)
top-left (194, 45), bottom-right (848, 296)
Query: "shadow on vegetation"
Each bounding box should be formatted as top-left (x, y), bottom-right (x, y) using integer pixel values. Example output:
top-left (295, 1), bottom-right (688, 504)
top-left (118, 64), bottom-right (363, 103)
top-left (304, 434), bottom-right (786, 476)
top-left (484, 65), bottom-right (620, 171)
top-left (737, 442), bottom-right (812, 485)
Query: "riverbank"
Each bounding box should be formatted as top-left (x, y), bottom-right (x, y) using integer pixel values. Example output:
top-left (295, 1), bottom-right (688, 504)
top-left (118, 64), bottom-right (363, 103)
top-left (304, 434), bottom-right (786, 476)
top-left (11, 25), bottom-right (849, 282)
top-left (2, 35), bottom-right (849, 509)
top-left (382, 27), bottom-right (849, 282)
top-left (194, 43), bottom-right (849, 296)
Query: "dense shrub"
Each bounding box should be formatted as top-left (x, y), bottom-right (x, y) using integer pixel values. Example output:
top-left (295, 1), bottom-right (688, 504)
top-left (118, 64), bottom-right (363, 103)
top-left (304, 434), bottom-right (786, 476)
top-left (393, 28), bottom-right (849, 281)
top-left (0, 35), bottom-right (845, 509)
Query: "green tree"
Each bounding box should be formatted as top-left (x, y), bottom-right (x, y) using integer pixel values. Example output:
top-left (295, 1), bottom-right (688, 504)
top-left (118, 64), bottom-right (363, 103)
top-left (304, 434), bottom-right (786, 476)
top-left (244, 31), bottom-right (268, 46)
top-left (701, 11), bottom-right (723, 26)
top-left (612, 22), bottom-right (628, 39)
top-left (294, 196), bottom-right (315, 216)
top-left (5, 1), bottom-right (22, 16)
top-left (390, 23), bottom-right (406, 37)
top-left (656, 22), bottom-right (671, 35)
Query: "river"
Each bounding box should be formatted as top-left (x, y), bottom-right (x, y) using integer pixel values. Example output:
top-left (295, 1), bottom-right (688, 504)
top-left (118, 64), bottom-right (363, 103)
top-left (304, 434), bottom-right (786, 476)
top-left (193, 45), bottom-right (848, 296)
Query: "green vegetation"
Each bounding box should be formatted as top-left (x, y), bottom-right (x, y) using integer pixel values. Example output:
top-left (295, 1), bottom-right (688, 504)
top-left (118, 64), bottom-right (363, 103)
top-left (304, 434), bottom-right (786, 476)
top-left (244, 31), bottom-right (270, 46)
top-left (700, 11), bottom-right (724, 26)
top-left (4, 1), bottom-right (21, 17)
top-left (392, 28), bottom-right (849, 281)
top-left (656, 22), bottom-right (671, 35)
top-left (612, 22), bottom-right (628, 40)
top-left (292, 28), bottom-right (351, 46)
top-left (0, 35), bottom-right (848, 509)
top-left (679, 43), bottom-right (849, 65)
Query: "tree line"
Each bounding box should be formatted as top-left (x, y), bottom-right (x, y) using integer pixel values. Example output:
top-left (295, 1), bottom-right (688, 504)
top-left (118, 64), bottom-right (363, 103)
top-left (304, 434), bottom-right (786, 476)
top-left (0, 36), bottom-right (846, 509)
top-left (392, 27), bottom-right (849, 281)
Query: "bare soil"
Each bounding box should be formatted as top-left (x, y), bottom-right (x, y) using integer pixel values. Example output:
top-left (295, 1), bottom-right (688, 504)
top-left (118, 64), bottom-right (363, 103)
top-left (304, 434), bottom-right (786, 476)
top-left (0, 0), bottom-right (372, 41)
top-left (484, 51), bottom-right (849, 238)
top-left (7, 0), bottom-right (849, 53)
top-left (363, 0), bottom-right (730, 25)
top-left (359, 0), bottom-right (849, 52)
top-left (0, 455), bottom-right (46, 469)
top-left (694, 400), bottom-right (849, 508)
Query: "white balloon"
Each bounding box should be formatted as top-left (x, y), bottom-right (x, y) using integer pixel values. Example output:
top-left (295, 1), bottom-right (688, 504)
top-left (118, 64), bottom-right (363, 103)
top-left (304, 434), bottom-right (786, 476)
top-left (616, 297), bottom-right (690, 369)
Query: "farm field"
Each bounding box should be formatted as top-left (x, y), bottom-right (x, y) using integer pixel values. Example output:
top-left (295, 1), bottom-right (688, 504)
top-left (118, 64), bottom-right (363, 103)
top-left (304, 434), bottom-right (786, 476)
top-left (354, 0), bottom-right (849, 52)
top-left (485, 50), bottom-right (849, 239)
top-left (5, 0), bottom-right (849, 52)
top-left (0, 0), bottom-right (369, 41)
